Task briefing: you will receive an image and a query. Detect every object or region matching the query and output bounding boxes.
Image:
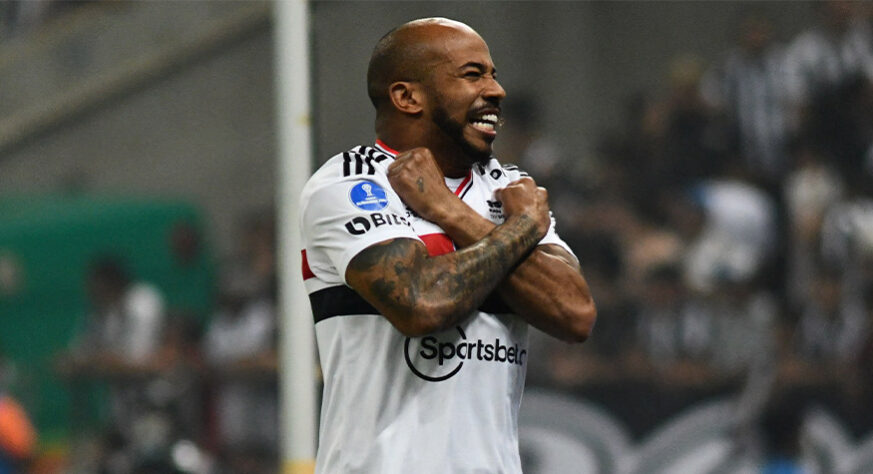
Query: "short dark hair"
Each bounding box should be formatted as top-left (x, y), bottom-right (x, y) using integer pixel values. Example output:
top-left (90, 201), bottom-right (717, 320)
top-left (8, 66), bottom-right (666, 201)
top-left (366, 18), bottom-right (471, 109)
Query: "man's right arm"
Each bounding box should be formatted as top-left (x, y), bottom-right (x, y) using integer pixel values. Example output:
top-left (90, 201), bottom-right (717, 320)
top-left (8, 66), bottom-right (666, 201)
top-left (345, 183), bottom-right (548, 336)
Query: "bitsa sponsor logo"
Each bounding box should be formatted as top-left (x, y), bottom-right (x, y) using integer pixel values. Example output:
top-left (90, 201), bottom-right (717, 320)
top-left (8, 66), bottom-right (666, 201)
top-left (344, 212), bottom-right (410, 235)
top-left (404, 326), bottom-right (527, 382)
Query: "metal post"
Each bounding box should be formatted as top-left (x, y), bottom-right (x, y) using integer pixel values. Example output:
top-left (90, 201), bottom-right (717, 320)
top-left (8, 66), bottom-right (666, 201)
top-left (273, 0), bottom-right (316, 473)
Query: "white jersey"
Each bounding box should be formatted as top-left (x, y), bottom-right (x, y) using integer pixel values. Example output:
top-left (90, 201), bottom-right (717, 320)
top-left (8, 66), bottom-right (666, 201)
top-left (299, 142), bottom-right (574, 474)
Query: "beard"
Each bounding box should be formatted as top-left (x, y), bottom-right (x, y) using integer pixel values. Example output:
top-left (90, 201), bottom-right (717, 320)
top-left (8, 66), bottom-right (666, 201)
top-left (431, 98), bottom-right (493, 165)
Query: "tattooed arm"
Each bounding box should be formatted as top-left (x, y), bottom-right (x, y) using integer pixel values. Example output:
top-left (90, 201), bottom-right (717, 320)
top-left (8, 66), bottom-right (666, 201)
top-left (345, 182), bottom-right (548, 337)
top-left (432, 217), bottom-right (595, 343)
top-left (388, 148), bottom-right (596, 343)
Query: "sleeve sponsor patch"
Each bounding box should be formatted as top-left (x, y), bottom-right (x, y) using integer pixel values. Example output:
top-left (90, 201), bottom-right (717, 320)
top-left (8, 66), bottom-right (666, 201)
top-left (344, 212), bottom-right (410, 235)
top-left (349, 181), bottom-right (389, 210)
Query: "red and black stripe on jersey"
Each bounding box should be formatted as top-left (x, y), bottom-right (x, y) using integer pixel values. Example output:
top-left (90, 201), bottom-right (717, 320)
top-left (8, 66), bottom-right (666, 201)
top-left (308, 285), bottom-right (511, 323)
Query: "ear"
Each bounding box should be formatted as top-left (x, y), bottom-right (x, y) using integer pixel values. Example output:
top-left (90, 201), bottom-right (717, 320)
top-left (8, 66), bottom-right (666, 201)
top-left (388, 81), bottom-right (425, 115)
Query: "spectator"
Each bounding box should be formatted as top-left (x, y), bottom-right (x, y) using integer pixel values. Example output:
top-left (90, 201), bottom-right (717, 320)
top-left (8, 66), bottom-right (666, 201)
top-left (621, 57), bottom-right (726, 204)
top-left (783, 139), bottom-right (845, 310)
top-left (57, 256), bottom-right (167, 469)
top-left (701, 10), bottom-right (795, 184)
top-left (805, 68), bottom-right (873, 183)
top-left (222, 212), bottom-right (276, 303)
top-left (203, 271), bottom-right (278, 473)
top-left (793, 266), bottom-right (864, 366)
top-left (661, 55), bottom-right (727, 186)
top-left (703, 274), bottom-right (778, 381)
top-left (819, 173), bottom-right (873, 296)
top-left (785, 0), bottom-right (872, 107)
top-left (69, 257), bottom-right (166, 370)
top-left (631, 264), bottom-right (714, 384)
top-left (779, 264), bottom-right (868, 415)
top-left (683, 177), bottom-right (778, 294)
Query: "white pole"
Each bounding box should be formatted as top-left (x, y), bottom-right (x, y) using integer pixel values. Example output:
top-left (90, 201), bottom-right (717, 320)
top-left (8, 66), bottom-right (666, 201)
top-left (273, 1), bottom-right (316, 473)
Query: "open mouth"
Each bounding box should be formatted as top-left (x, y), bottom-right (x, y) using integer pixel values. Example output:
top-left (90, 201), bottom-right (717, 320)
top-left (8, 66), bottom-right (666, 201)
top-left (470, 113), bottom-right (499, 133)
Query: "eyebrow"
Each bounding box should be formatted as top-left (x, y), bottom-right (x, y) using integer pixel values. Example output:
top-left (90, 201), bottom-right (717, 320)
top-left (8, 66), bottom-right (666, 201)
top-left (458, 61), bottom-right (496, 74)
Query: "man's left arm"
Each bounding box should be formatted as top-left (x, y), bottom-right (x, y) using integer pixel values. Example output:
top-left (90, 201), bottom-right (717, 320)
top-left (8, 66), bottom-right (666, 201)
top-left (439, 211), bottom-right (595, 343)
top-left (388, 154), bottom-right (596, 343)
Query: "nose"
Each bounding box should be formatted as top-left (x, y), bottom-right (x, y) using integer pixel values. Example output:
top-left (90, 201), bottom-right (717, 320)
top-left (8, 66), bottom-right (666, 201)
top-left (483, 76), bottom-right (506, 101)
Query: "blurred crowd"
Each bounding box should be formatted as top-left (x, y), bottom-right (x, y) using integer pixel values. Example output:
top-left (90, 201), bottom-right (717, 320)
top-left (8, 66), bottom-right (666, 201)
top-left (507, 0), bottom-right (873, 454)
top-left (54, 212), bottom-right (279, 474)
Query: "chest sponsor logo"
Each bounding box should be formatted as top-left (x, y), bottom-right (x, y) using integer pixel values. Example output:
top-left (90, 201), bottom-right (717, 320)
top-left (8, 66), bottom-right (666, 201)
top-left (345, 212), bottom-right (409, 235)
top-left (404, 326), bottom-right (527, 382)
top-left (349, 181), bottom-right (389, 211)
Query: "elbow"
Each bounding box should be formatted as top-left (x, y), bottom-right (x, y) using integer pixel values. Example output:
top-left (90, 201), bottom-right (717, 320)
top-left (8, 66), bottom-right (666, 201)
top-left (394, 318), bottom-right (439, 338)
top-left (388, 302), bottom-right (454, 338)
top-left (562, 300), bottom-right (597, 344)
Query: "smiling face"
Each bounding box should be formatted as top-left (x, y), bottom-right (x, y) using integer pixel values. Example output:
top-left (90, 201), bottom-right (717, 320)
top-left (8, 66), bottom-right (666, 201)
top-left (368, 19), bottom-right (508, 174)
top-left (421, 26), bottom-right (506, 164)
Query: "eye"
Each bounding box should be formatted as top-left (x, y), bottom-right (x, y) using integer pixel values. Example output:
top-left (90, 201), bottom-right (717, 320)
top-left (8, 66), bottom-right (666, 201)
top-left (463, 70), bottom-right (483, 79)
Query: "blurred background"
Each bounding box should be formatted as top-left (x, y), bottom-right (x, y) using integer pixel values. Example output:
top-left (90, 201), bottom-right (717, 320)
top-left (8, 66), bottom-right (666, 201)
top-left (1, 1), bottom-right (873, 473)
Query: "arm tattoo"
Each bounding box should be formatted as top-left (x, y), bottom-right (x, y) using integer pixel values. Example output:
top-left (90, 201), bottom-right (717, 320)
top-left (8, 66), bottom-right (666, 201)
top-left (346, 215), bottom-right (541, 333)
top-left (347, 239), bottom-right (421, 315)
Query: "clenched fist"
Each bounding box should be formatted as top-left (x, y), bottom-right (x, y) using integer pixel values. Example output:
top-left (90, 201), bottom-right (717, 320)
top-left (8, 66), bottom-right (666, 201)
top-left (387, 147), bottom-right (459, 222)
top-left (495, 178), bottom-right (551, 240)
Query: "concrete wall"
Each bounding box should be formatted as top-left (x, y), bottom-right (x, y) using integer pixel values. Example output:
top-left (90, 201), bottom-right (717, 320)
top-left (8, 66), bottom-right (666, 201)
top-left (0, 13), bottom-right (276, 253)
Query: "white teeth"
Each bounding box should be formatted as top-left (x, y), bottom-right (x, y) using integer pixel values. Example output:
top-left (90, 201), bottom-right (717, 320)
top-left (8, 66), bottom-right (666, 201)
top-left (471, 113), bottom-right (498, 132)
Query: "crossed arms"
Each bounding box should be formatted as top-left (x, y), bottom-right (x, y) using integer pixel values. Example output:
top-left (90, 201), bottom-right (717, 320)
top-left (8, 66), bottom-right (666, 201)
top-left (344, 148), bottom-right (596, 342)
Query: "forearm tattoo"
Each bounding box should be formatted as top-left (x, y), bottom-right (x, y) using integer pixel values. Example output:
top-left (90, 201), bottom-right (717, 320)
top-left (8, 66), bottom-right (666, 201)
top-left (347, 215), bottom-right (541, 331)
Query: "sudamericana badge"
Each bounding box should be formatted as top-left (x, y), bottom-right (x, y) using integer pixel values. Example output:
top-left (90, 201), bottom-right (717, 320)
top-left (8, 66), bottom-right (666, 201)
top-left (349, 181), bottom-right (389, 211)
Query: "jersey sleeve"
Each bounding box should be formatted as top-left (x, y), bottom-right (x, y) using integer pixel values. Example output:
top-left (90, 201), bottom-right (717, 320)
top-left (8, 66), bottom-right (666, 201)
top-left (499, 162), bottom-right (577, 259)
top-left (301, 173), bottom-right (421, 284)
top-left (539, 212), bottom-right (575, 258)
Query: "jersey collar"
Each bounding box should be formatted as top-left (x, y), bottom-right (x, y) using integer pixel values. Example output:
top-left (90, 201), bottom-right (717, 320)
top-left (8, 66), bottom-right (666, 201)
top-left (375, 139), bottom-right (398, 156)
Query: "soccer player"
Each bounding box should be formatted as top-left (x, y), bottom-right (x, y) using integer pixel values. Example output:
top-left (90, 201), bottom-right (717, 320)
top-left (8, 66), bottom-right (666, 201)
top-left (300, 17), bottom-right (596, 473)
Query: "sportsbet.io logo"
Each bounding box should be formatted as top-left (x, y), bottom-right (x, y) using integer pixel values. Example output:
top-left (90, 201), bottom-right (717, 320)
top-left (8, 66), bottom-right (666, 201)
top-left (404, 326), bottom-right (527, 382)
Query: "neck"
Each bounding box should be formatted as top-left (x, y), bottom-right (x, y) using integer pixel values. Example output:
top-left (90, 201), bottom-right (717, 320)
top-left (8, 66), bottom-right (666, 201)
top-left (426, 139), bottom-right (477, 178)
top-left (377, 131), bottom-right (476, 179)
